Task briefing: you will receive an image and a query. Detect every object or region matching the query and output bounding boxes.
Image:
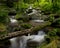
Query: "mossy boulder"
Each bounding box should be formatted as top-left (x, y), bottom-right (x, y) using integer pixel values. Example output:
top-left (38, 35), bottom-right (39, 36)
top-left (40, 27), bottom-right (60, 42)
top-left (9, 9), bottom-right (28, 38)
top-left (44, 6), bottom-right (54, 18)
top-left (15, 14), bottom-right (30, 22)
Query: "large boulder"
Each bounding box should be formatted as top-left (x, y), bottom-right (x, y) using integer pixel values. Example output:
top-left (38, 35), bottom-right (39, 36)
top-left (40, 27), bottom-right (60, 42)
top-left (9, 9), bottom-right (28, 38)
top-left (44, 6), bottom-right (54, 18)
top-left (26, 40), bottom-right (39, 48)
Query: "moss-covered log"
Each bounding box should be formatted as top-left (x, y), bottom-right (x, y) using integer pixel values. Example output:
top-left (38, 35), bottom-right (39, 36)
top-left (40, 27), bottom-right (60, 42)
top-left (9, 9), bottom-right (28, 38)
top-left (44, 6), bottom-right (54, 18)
top-left (0, 21), bottom-right (51, 40)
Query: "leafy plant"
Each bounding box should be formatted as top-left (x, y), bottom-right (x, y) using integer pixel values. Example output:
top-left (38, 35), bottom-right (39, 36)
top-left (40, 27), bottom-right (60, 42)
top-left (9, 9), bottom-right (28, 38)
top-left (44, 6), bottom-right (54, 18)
top-left (48, 14), bottom-right (55, 22)
top-left (0, 7), bottom-right (10, 24)
top-left (48, 29), bottom-right (57, 37)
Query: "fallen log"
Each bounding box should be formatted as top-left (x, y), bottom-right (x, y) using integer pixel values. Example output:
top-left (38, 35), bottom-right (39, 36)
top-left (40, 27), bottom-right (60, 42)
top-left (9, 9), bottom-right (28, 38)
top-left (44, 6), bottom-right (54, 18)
top-left (0, 21), bottom-right (51, 40)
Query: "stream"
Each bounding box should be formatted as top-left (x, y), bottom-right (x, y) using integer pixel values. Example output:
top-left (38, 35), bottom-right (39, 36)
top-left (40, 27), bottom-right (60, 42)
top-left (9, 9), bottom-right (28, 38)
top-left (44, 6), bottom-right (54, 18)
top-left (9, 30), bottom-right (45, 48)
top-left (1, 7), bottom-right (46, 48)
top-left (9, 16), bottom-right (45, 48)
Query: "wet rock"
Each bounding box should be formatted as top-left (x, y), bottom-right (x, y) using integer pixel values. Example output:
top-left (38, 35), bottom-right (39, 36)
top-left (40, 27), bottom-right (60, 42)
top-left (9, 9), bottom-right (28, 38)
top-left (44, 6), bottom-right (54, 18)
top-left (26, 9), bottom-right (33, 14)
top-left (26, 34), bottom-right (45, 48)
top-left (8, 9), bottom-right (16, 16)
top-left (26, 40), bottom-right (39, 48)
top-left (0, 40), bottom-right (11, 48)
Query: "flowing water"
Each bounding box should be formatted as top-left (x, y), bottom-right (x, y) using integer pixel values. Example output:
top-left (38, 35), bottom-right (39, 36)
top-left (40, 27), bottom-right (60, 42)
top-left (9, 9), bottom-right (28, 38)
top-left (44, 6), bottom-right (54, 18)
top-left (9, 30), bottom-right (45, 48)
top-left (10, 16), bottom-right (18, 24)
top-left (8, 7), bottom-right (46, 48)
top-left (32, 20), bottom-right (44, 23)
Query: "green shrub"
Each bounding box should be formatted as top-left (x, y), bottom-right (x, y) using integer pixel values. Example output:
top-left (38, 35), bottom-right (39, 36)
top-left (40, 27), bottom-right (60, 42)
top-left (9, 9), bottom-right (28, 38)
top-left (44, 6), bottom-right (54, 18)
top-left (15, 14), bottom-right (30, 22)
top-left (48, 29), bottom-right (57, 37)
top-left (48, 14), bottom-right (55, 22)
top-left (40, 1), bottom-right (52, 12)
top-left (33, 2), bottom-right (39, 8)
top-left (14, 1), bottom-right (29, 12)
top-left (15, 14), bottom-right (22, 20)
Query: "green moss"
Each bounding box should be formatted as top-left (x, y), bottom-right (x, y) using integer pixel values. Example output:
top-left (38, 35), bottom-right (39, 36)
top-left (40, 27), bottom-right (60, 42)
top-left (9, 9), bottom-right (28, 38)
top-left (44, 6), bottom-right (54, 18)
top-left (48, 14), bottom-right (55, 22)
top-left (18, 20), bottom-right (23, 24)
top-left (32, 21), bottom-right (51, 32)
top-left (13, 27), bottom-right (21, 31)
top-left (38, 40), bottom-right (58, 48)
top-left (48, 29), bottom-right (57, 37)
top-left (15, 14), bottom-right (21, 19)
top-left (0, 23), bottom-right (7, 35)
top-left (0, 23), bottom-right (6, 32)
top-left (21, 23), bottom-right (32, 29)
top-left (15, 14), bottom-right (30, 22)
top-left (0, 6), bottom-right (9, 24)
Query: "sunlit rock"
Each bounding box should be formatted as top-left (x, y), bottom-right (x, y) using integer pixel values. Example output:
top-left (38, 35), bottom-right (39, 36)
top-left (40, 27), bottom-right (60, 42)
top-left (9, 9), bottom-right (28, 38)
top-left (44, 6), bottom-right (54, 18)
top-left (32, 20), bottom-right (44, 23)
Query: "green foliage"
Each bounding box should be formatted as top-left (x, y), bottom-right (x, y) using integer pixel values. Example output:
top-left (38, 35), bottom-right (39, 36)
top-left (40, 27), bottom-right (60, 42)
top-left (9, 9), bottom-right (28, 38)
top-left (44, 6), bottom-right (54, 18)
top-left (1, 0), bottom-right (60, 13)
top-left (32, 21), bottom-right (51, 32)
top-left (39, 0), bottom-right (52, 11)
top-left (23, 0), bottom-right (36, 4)
top-left (13, 27), bottom-right (21, 31)
top-left (48, 14), bottom-right (55, 22)
top-left (39, 40), bottom-right (57, 48)
top-left (0, 7), bottom-right (10, 24)
top-left (33, 2), bottom-right (39, 8)
top-left (15, 14), bottom-right (22, 19)
top-left (14, 0), bottom-right (29, 12)
top-left (0, 23), bottom-right (6, 32)
top-left (15, 14), bottom-right (30, 22)
top-left (48, 29), bottom-right (57, 37)
top-left (21, 23), bottom-right (32, 29)
top-left (0, 23), bottom-right (7, 35)
top-left (32, 0), bottom-right (60, 13)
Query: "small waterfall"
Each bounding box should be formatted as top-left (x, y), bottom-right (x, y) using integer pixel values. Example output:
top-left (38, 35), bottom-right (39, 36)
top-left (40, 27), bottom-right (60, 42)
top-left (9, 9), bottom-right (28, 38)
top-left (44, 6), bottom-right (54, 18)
top-left (9, 15), bottom-right (18, 32)
top-left (9, 30), bottom-right (45, 48)
top-left (9, 8), bottom-right (45, 48)
top-left (10, 16), bottom-right (18, 24)
top-left (10, 18), bottom-right (18, 23)
top-left (28, 9), bottom-right (37, 16)
top-left (38, 30), bottom-right (45, 35)
top-left (9, 38), bottom-right (20, 48)
top-left (32, 20), bottom-right (44, 23)
top-left (29, 5), bottom-right (32, 9)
